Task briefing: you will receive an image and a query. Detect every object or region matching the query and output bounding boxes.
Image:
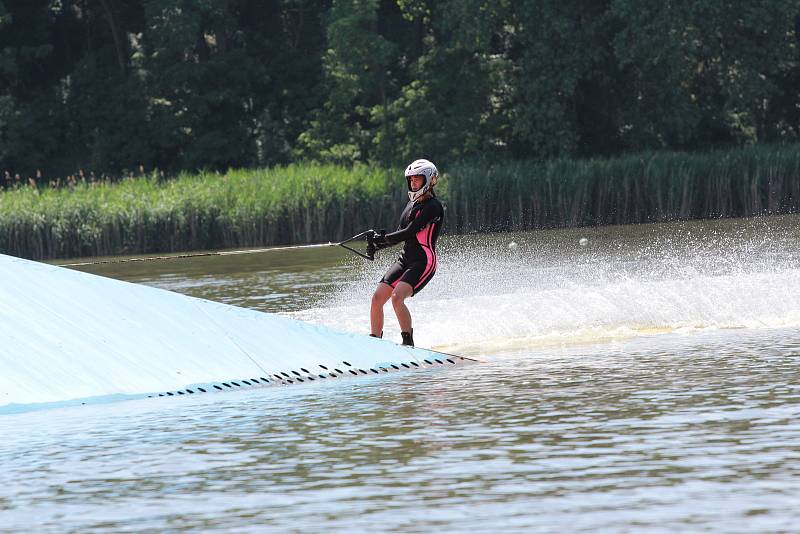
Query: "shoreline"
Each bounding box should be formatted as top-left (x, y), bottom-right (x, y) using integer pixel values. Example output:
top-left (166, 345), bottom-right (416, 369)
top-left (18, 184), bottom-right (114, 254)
top-left (2, 144), bottom-right (799, 261)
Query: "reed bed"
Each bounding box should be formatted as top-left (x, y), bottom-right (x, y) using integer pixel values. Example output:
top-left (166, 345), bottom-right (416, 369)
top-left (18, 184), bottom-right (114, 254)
top-left (1, 145), bottom-right (799, 260)
top-left (0, 164), bottom-right (406, 260)
top-left (442, 144), bottom-right (800, 233)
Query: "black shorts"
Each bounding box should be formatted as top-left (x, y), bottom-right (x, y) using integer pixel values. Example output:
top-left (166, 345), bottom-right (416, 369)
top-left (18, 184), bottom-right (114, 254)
top-left (380, 256), bottom-right (437, 295)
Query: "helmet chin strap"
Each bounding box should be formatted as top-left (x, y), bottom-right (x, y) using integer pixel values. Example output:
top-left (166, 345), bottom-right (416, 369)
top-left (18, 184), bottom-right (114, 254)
top-left (409, 188), bottom-right (428, 201)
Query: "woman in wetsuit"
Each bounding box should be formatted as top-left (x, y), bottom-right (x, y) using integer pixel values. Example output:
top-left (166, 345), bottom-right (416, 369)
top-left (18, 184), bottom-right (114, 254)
top-left (370, 159), bottom-right (445, 346)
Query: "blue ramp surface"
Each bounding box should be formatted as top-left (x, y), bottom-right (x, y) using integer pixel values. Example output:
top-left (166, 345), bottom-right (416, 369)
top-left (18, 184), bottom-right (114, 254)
top-left (0, 254), bottom-right (469, 414)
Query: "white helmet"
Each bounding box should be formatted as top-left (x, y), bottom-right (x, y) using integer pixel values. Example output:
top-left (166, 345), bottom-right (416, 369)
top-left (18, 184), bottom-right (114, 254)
top-left (404, 158), bottom-right (438, 201)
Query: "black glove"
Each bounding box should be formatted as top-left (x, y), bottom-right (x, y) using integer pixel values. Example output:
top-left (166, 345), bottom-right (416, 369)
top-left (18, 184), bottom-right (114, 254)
top-left (372, 230), bottom-right (389, 249)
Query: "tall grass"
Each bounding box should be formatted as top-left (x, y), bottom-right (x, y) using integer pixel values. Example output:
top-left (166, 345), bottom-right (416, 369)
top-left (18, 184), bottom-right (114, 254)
top-left (1, 145), bottom-right (799, 260)
top-left (442, 144), bottom-right (800, 233)
top-left (0, 164), bottom-right (406, 260)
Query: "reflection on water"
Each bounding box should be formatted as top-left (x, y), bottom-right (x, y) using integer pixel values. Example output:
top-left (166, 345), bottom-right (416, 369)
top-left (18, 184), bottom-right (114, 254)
top-left (5, 215), bottom-right (800, 531)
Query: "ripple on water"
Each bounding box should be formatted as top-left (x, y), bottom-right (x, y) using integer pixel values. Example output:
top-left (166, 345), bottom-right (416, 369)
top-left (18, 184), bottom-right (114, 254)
top-left (15, 216), bottom-right (800, 531)
top-left (1, 326), bottom-right (799, 531)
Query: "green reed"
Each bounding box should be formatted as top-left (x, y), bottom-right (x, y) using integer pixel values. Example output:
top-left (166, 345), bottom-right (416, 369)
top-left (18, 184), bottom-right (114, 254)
top-left (441, 144), bottom-right (800, 233)
top-left (0, 164), bottom-right (406, 260)
top-left (1, 145), bottom-right (798, 260)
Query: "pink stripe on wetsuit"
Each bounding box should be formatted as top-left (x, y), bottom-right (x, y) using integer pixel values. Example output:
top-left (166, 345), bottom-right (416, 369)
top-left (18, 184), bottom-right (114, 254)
top-left (414, 223), bottom-right (437, 290)
top-left (379, 197), bottom-right (444, 295)
top-left (387, 223), bottom-right (437, 289)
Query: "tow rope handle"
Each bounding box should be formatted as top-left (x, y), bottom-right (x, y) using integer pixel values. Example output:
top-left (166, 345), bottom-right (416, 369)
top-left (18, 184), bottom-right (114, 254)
top-left (337, 230), bottom-right (377, 261)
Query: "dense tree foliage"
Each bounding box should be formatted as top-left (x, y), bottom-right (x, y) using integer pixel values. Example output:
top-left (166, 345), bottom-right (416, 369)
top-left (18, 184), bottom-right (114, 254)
top-left (1, 0), bottom-right (798, 179)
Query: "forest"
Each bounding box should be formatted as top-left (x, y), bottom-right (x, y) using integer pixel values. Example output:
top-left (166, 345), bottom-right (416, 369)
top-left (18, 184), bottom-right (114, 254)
top-left (1, 0), bottom-right (798, 180)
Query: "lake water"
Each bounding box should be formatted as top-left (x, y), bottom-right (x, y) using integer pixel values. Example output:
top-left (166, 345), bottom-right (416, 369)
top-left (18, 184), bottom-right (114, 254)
top-left (2, 216), bottom-right (800, 531)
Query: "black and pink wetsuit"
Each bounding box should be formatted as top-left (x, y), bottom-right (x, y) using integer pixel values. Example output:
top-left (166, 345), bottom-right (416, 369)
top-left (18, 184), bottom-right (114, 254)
top-left (379, 196), bottom-right (445, 295)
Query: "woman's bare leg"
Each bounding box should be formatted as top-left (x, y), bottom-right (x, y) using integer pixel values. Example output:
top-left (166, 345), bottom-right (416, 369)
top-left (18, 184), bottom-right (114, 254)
top-left (370, 283), bottom-right (393, 336)
top-left (391, 282), bottom-right (414, 333)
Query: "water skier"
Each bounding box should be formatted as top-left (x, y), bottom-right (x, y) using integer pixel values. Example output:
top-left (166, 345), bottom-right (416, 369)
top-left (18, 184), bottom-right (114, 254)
top-left (369, 159), bottom-right (445, 346)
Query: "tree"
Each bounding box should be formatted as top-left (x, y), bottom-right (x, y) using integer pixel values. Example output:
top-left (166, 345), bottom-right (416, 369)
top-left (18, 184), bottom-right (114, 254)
top-left (610, 0), bottom-right (800, 150)
top-left (0, 1), bottom-right (61, 176)
top-left (1, 0), bottom-right (798, 176)
top-left (382, 0), bottom-right (511, 162)
top-left (143, 0), bottom-right (329, 171)
top-left (509, 0), bottom-right (604, 157)
top-left (296, 0), bottom-right (400, 163)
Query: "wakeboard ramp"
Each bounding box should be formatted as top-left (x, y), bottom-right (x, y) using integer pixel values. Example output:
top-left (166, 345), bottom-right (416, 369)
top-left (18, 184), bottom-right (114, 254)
top-left (0, 253), bottom-right (472, 415)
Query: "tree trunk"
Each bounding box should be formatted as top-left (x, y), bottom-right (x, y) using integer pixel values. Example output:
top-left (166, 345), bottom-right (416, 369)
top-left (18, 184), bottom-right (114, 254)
top-left (99, 0), bottom-right (126, 75)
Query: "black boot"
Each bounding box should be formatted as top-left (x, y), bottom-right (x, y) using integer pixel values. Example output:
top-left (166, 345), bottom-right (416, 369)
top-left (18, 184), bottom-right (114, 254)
top-left (401, 330), bottom-right (414, 347)
top-left (369, 331), bottom-right (383, 338)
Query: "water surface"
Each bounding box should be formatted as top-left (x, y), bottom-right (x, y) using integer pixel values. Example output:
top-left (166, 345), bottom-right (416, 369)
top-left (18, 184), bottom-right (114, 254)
top-left (3, 215), bottom-right (800, 531)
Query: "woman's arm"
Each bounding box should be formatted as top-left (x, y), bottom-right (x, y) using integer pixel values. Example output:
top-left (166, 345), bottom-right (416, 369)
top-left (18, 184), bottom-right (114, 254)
top-left (380, 202), bottom-right (441, 246)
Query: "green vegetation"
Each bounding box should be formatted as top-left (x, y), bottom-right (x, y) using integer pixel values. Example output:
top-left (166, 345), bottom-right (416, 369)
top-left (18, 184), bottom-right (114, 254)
top-left (2, 2), bottom-right (798, 260)
top-left (445, 144), bottom-right (800, 232)
top-left (0, 165), bottom-right (403, 259)
top-left (2, 145), bottom-right (798, 260)
top-left (1, 1), bottom-right (799, 178)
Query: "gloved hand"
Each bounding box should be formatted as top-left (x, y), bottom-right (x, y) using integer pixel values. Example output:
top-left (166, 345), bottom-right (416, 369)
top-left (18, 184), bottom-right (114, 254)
top-left (372, 230), bottom-right (389, 249)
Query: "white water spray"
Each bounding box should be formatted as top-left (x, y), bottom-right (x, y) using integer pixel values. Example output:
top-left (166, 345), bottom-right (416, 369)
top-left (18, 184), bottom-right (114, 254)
top-left (295, 217), bottom-right (800, 355)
